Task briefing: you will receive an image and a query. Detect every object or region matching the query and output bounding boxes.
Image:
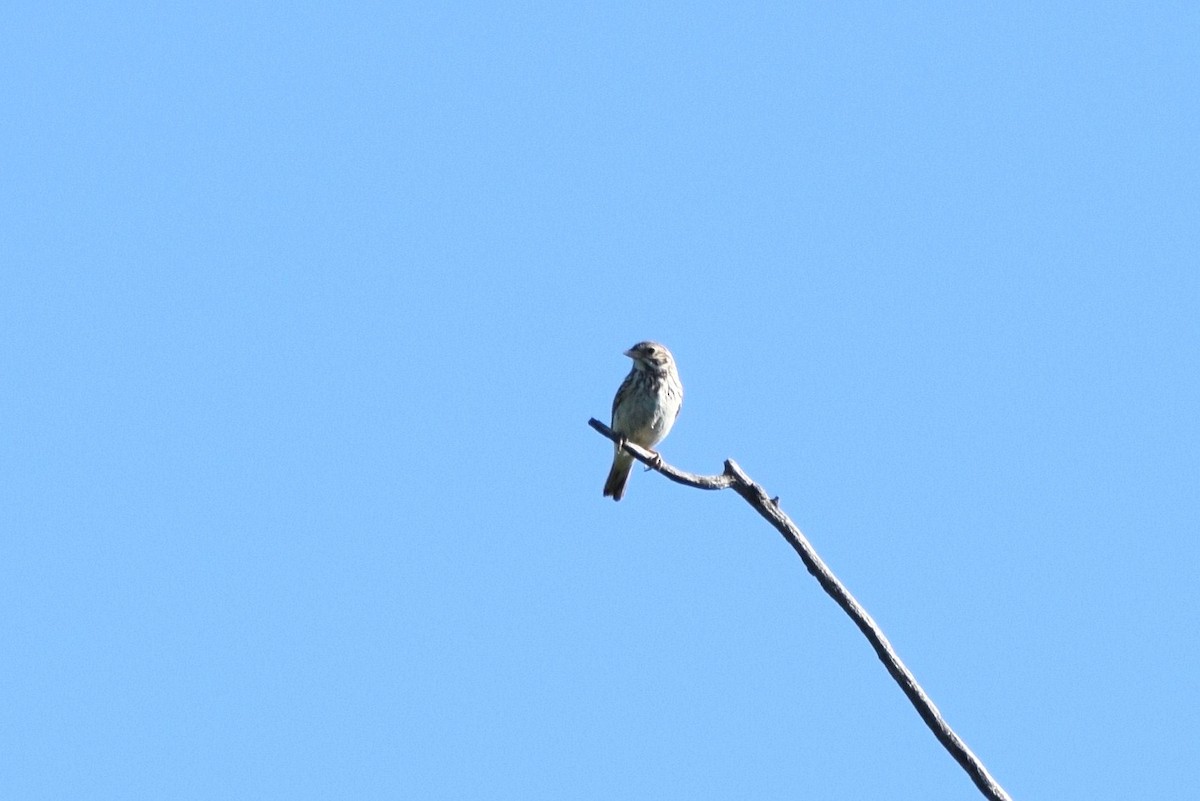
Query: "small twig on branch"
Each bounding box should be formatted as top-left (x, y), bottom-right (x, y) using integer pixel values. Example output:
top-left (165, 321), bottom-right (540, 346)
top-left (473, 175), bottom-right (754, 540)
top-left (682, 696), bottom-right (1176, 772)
top-left (589, 417), bottom-right (1013, 801)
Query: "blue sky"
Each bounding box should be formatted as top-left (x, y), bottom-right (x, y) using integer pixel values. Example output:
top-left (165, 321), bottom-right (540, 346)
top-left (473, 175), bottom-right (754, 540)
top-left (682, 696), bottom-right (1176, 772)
top-left (3, 2), bottom-right (1198, 799)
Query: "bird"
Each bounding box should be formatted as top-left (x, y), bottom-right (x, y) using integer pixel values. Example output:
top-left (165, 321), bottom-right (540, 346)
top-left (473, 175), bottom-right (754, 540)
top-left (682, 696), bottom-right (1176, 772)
top-left (603, 341), bottom-right (684, 501)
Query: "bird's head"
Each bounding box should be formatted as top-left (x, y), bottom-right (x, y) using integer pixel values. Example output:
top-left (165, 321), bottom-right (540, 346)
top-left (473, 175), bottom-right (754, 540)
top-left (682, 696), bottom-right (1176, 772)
top-left (624, 341), bottom-right (676, 375)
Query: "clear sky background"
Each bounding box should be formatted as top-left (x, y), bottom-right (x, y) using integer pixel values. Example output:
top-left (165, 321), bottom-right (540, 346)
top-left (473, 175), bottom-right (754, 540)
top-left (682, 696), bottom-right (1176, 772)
top-left (3, 3), bottom-right (1198, 799)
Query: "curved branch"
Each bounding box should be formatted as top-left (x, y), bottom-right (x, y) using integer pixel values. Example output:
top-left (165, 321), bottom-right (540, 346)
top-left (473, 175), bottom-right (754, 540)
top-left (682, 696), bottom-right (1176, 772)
top-left (589, 418), bottom-right (734, 491)
top-left (589, 418), bottom-right (1012, 801)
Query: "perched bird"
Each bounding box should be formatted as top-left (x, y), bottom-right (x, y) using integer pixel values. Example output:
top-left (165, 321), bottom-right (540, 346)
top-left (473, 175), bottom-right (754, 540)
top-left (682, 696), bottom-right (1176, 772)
top-left (603, 341), bottom-right (684, 501)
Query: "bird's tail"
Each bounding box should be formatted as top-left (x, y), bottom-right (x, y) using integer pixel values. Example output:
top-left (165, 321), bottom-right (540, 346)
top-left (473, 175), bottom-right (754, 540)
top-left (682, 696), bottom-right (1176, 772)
top-left (603, 452), bottom-right (634, 501)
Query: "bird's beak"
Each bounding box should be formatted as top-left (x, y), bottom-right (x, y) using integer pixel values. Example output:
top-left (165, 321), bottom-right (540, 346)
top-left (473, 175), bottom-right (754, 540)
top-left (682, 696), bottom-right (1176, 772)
top-left (623, 348), bottom-right (635, 359)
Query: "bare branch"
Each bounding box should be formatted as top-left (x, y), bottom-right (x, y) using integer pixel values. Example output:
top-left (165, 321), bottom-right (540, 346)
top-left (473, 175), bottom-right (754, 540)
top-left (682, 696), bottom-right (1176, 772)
top-left (589, 417), bottom-right (1013, 801)
top-left (589, 418), bottom-right (734, 491)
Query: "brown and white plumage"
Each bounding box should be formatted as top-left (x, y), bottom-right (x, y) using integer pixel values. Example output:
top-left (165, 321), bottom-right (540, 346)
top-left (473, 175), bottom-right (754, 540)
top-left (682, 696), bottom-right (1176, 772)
top-left (603, 341), bottom-right (683, 501)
